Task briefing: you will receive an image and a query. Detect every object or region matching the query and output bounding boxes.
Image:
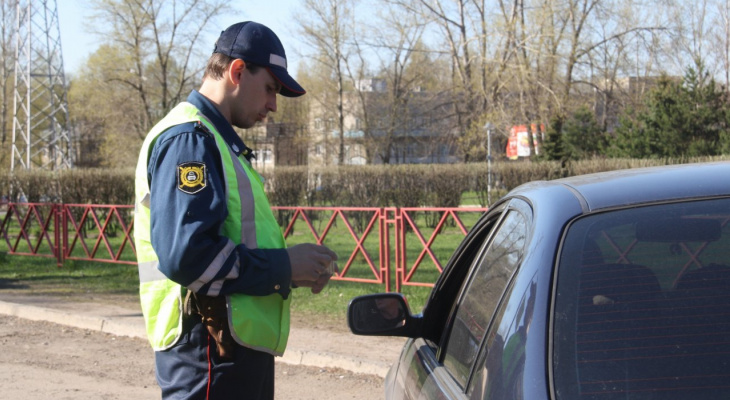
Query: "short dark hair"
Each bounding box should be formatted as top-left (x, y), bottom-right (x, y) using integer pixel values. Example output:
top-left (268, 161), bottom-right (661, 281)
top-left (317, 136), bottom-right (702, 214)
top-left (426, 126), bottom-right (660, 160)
top-left (203, 53), bottom-right (263, 80)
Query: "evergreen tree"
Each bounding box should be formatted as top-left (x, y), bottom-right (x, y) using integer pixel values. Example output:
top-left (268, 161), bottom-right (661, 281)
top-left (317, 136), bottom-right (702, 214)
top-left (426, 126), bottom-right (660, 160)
top-left (723, 114), bottom-right (730, 155)
top-left (682, 65), bottom-right (726, 156)
top-left (563, 106), bottom-right (606, 159)
top-left (610, 61), bottom-right (730, 158)
top-left (541, 108), bottom-right (607, 161)
top-left (609, 106), bottom-right (656, 158)
top-left (540, 114), bottom-right (566, 161)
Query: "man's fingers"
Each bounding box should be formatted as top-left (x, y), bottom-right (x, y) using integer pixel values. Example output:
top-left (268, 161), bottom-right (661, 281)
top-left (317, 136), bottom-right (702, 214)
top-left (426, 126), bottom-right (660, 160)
top-left (311, 244), bottom-right (338, 261)
top-left (313, 251), bottom-right (336, 267)
top-left (321, 246), bottom-right (338, 261)
top-left (322, 261), bottom-right (337, 276)
top-left (293, 273), bottom-right (331, 294)
top-left (311, 273), bottom-right (332, 294)
top-left (288, 243), bottom-right (339, 282)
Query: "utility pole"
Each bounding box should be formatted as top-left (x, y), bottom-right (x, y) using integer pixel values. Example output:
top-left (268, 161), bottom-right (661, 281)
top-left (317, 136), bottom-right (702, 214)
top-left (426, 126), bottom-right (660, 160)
top-left (484, 122), bottom-right (494, 205)
top-left (12, 0), bottom-right (72, 171)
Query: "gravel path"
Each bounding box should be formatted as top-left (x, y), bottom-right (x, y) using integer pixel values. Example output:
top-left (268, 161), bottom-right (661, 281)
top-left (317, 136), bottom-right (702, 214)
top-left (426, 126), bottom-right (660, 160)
top-left (0, 315), bottom-right (385, 399)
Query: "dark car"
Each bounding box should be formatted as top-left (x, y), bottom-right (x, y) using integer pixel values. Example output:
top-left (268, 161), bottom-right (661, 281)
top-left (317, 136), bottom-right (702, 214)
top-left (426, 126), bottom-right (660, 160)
top-left (348, 162), bottom-right (730, 400)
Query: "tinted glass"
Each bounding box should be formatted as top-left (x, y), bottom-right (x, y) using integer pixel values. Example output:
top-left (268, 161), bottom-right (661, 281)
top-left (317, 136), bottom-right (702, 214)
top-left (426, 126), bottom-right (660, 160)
top-left (554, 198), bottom-right (730, 399)
top-left (444, 210), bottom-right (528, 388)
top-left (468, 271), bottom-right (538, 400)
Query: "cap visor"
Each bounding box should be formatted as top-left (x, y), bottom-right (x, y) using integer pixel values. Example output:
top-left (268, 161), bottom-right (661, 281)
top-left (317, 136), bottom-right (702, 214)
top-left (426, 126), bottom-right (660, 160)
top-left (267, 67), bottom-right (306, 97)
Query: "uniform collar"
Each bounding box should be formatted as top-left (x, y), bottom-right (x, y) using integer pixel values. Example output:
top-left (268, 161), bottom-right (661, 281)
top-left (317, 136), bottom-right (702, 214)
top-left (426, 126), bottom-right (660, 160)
top-left (186, 90), bottom-right (255, 160)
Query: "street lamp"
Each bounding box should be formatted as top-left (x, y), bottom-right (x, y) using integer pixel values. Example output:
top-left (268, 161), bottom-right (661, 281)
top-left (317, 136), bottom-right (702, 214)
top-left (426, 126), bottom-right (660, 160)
top-left (484, 122), bottom-right (495, 205)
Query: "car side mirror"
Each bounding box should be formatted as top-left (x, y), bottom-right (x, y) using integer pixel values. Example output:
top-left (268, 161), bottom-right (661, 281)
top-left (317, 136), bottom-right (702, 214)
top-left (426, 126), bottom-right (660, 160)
top-left (347, 293), bottom-right (421, 337)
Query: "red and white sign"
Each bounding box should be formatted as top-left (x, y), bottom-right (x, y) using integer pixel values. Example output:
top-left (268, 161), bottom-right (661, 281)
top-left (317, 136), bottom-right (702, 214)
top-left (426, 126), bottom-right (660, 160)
top-left (506, 124), bottom-right (542, 160)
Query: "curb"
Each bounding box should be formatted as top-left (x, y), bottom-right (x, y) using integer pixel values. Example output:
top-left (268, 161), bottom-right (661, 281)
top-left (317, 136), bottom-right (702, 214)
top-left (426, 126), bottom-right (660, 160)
top-left (280, 349), bottom-right (391, 377)
top-left (0, 300), bottom-right (389, 378)
top-left (0, 300), bottom-right (138, 337)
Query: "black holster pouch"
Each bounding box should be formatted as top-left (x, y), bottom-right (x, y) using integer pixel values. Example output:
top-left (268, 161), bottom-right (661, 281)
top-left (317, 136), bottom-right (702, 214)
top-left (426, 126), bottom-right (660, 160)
top-left (184, 291), bottom-right (236, 360)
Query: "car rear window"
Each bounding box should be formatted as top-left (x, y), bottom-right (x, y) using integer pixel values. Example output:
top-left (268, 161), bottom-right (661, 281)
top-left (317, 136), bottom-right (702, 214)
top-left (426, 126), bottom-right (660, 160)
top-left (553, 197), bottom-right (730, 400)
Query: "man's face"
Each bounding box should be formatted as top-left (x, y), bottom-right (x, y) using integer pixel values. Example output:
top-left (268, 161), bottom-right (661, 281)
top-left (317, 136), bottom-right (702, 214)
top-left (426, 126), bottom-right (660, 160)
top-left (231, 65), bottom-right (280, 129)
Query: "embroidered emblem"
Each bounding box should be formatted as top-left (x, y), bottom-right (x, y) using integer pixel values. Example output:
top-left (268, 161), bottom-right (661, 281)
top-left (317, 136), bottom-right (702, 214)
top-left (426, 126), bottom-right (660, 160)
top-left (178, 162), bottom-right (206, 194)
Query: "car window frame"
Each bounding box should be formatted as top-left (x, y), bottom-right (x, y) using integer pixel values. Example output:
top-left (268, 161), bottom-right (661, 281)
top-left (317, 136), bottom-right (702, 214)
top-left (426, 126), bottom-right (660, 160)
top-left (419, 200), bottom-right (510, 348)
top-left (465, 199), bottom-right (535, 398)
top-left (436, 198), bottom-right (533, 391)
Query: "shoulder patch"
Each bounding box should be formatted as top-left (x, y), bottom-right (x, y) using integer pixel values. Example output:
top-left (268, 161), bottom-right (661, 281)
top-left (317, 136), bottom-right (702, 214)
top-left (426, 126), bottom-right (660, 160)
top-left (178, 162), bottom-right (207, 194)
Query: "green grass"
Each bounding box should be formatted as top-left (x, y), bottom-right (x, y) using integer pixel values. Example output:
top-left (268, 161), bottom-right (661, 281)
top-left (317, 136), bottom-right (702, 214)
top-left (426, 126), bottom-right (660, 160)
top-left (0, 252), bottom-right (434, 325)
top-left (0, 253), bottom-right (139, 296)
top-left (290, 280), bottom-right (433, 320)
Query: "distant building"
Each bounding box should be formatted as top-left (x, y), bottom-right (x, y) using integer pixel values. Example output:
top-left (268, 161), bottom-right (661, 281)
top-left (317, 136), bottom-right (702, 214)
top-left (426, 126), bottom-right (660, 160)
top-left (238, 78), bottom-right (460, 168)
top-left (307, 82), bottom-right (459, 166)
top-left (355, 78), bottom-right (387, 93)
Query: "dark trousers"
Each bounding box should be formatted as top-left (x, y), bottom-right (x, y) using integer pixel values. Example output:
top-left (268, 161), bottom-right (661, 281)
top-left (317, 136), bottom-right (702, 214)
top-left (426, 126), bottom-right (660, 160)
top-left (155, 317), bottom-right (275, 400)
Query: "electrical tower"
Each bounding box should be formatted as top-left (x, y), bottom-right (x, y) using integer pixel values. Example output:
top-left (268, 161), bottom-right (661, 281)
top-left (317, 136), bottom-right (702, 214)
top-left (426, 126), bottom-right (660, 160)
top-left (12, 0), bottom-right (73, 171)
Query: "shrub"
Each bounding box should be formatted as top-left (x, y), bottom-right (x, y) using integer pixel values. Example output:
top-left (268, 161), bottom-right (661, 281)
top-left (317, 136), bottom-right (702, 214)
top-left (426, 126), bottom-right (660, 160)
top-left (3, 169), bottom-right (134, 205)
top-left (4, 156), bottom-right (728, 207)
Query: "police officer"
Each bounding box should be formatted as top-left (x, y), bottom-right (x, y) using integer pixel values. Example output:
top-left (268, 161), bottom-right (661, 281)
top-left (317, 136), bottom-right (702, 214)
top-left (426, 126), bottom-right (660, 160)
top-left (134, 21), bottom-right (338, 399)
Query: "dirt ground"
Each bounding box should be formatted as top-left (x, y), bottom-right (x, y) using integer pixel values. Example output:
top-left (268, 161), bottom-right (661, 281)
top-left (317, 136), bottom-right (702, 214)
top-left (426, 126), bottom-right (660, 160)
top-left (0, 314), bottom-right (386, 399)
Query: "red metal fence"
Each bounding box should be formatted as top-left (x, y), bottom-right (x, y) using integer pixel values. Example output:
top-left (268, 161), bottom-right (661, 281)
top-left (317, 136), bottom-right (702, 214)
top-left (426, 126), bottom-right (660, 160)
top-left (0, 203), bottom-right (487, 291)
top-left (0, 203), bottom-right (137, 266)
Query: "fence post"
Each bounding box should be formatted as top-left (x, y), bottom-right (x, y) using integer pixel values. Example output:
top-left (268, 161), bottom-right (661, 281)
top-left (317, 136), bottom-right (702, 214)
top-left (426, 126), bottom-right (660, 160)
top-left (379, 208), bottom-right (390, 292)
top-left (394, 208), bottom-right (404, 293)
top-left (61, 204), bottom-right (68, 266)
top-left (54, 204), bottom-right (63, 267)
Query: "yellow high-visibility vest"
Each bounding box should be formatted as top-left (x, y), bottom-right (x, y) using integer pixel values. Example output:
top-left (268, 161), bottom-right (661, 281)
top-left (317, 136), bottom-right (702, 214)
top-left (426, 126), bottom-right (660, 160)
top-left (134, 102), bottom-right (290, 355)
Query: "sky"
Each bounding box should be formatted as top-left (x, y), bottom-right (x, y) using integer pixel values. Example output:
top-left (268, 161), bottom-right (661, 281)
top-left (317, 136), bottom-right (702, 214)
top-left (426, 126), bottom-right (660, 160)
top-left (57, 0), bottom-right (304, 75)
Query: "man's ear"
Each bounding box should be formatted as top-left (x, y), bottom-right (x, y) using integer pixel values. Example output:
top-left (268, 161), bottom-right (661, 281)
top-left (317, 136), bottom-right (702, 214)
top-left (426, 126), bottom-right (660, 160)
top-left (228, 59), bottom-right (246, 85)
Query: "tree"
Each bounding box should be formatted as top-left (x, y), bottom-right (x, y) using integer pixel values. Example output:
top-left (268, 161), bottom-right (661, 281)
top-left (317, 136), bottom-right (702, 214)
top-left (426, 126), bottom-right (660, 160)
top-left (610, 62), bottom-right (730, 158)
top-left (609, 106), bottom-right (658, 159)
top-left (563, 106), bottom-right (606, 159)
top-left (387, 0), bottom-right (487, 162)
top-left (66, 0), bottom-right (228, 168)
top-left (69, 45), bottom-right (150, 167)
top-left (296, 0), bottom-right (357, 165)
top-left (540, 107), bottom-right (605, 161)
top-left (364, 3), bottom-right (442, 164)
top-left (540, 114), bottom-right (566, 161)
top-left (88, 0), bottom-right (228, 139)
top-left (713, 0), bottom-right (730, 87)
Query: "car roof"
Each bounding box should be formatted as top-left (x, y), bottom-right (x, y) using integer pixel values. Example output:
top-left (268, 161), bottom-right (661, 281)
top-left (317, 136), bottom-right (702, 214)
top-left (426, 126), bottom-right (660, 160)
top-left (509, 161), bottom-right (730, 212)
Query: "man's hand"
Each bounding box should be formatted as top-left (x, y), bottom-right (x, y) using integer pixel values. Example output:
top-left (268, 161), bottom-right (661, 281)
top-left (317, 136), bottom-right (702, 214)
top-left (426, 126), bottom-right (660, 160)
top-left (287, 243), bottom-right (338, 293)
top-left (293, 265), bottom-right (338, 294)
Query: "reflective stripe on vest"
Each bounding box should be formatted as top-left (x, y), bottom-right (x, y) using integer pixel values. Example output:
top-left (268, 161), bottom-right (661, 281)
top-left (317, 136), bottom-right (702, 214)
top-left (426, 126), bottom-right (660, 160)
top-left (134, 102), bottom-right (290, 355)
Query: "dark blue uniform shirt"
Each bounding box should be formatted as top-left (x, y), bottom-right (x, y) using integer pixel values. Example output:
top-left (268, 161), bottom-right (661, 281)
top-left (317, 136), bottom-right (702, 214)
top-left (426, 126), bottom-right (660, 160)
top-left (147, 90), bottom-right (292, 298)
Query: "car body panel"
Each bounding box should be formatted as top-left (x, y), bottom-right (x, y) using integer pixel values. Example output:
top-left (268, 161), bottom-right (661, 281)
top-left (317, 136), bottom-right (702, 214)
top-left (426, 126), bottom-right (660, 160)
top-left (386, 338), bottom-right (460, 400)
top-left (348, 162), bottom-right (730, 400)
top-left (513, 162), bottom-right (730, 212)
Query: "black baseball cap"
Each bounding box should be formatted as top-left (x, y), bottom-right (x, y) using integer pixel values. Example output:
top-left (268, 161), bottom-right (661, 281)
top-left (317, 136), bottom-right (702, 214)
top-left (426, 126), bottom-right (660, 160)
top-left (213, 21), bottom-right (305, 97)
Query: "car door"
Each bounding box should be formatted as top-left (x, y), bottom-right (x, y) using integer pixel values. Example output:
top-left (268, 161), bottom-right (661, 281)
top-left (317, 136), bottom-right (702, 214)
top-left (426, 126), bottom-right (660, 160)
top-left (393, 199), bottom-right (532, 400)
